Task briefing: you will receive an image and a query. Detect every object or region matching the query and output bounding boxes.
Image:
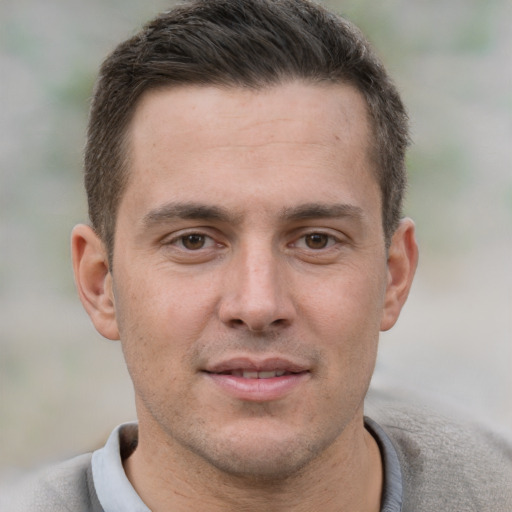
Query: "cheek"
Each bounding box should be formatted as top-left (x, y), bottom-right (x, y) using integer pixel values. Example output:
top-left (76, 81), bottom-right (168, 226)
top-left (298, 268), bottom-right (385, 387)
top-left (116, 266), bottom-right (213, 324)
top-left (299, 266), bottom-right (387, 337)
top-left (113, 271), bottom-right (219, 366)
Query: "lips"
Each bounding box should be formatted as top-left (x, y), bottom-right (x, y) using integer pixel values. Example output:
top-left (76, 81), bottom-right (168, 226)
top-left (204, 357), bottom-right (309, 376)
top-left (203, 357), bottom-right (310, 401)
top-left (222, 369), bottom-right (288, 378)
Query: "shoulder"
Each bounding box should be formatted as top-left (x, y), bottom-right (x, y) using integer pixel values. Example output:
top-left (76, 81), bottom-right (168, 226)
top-left (366, 388), bottom-right (512, 512)
top-left (1, 453), bottom-right (102, 512)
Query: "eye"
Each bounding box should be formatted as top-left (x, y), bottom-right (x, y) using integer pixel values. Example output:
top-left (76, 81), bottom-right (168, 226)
top-left (304, 233), bottom-right (331, 249)
top-left (181, 234), bottom-right (208, 250)
top-left (170, 233), bottom-right (217, 251)
top-left (294, 232), bottom-right (338, 250)
top-left (160, 228), bottom-right (227, 264)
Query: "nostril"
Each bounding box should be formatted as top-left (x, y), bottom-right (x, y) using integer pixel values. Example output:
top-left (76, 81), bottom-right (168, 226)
top-left (227, 317), bottom-right (288, 333)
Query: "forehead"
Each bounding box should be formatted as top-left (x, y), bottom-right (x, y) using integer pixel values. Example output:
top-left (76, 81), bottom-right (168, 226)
top-left (128, 81), bottom-right (371, 156)
top-left (120, 81), bottom-right (380, 224)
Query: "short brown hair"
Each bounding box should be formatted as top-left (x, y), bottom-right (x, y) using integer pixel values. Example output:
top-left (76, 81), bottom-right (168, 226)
top-left (85, 0), bottom-right (409, 262)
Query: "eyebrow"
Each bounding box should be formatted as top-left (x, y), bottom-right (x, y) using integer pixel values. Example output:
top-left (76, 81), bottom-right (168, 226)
top-left (142, 201), bottom-right (364, 228)
top-left (280, 203), bottom-right (364, 222)
top-left (143, 202), bottom-right (240, 227)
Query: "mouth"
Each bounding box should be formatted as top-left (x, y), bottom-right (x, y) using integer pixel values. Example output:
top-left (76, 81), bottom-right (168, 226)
top-left (202, 357), bottom-right (310, 401)
top-left (207, 369), bottom-right (298, 379)
top-left (204, 357), bottom-right (309, 376)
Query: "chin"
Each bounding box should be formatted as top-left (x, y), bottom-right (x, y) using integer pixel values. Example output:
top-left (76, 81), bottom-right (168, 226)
top-left (181, 423), bottom-right (337, 482)
top-left (200, 446), bottom-right (314, 481)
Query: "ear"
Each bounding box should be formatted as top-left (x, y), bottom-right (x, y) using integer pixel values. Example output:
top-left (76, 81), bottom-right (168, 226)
top-left (380, 218), bottom-right (419, 331)
top-left (71, 224), bottom-right (120, 340)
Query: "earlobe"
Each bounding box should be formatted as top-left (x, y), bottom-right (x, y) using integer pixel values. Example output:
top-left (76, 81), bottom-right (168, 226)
top-left (71, 224), bottom-right (120, 340)
top-left (380, 218), bottom-right (419, 332)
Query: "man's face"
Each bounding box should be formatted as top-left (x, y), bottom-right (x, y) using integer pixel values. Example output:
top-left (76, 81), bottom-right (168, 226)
top-left (109, 82), bottom-right (395, 478)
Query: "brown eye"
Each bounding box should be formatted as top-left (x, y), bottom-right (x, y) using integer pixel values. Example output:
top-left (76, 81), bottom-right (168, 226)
top-left (305, 233), bottom-right (329, 249)
top-left (181, 234), bottom-right (206, 250)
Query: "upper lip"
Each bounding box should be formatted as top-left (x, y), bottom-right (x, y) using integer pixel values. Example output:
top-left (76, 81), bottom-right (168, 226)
top-left (203, 356), bottom-right (310, 374)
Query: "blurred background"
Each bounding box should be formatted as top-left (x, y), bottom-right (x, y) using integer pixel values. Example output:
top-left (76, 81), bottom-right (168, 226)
top-left (1, 0), bottom-right (511, 478)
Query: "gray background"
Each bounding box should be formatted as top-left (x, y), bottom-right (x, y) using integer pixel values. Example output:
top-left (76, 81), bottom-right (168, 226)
top-left (1, 0), bottom-right (511, 477)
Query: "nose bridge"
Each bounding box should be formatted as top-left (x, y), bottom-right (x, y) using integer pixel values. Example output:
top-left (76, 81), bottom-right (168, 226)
top-left (220, 235), bottom-right (292, 331)
top-left (241, 240), bottom-right (279, 301)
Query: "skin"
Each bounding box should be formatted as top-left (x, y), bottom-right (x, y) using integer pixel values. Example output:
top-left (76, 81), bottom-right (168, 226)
top-left (72, 82), bottom-right (418, 511)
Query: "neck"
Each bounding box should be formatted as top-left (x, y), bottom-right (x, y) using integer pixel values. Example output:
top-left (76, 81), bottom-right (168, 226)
top-left (123, 414), bottom-right (383, 512)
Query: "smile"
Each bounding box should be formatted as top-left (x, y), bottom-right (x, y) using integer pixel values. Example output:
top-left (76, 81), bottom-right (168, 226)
top-left (203, 358), bottom-right (310, 401)
top-left (214, 369), bottom-right (290, 379)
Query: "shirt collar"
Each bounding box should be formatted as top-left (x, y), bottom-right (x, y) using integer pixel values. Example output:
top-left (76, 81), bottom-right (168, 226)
top-left (92, 423), bottom-right (150, 512)
top-left (365, 416), bottom-right (403, 512)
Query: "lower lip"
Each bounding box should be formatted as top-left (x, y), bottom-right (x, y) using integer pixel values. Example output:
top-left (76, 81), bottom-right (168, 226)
top-left (204, 372), bottom-right (309, 402)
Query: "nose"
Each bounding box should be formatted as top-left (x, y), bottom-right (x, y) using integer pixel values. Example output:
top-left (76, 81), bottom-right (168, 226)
top-left (218, 243), bottom-right (295, 333)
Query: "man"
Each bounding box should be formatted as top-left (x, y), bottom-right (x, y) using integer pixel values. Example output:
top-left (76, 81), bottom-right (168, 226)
top-left (5, 0), bottom-right (511, 510)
